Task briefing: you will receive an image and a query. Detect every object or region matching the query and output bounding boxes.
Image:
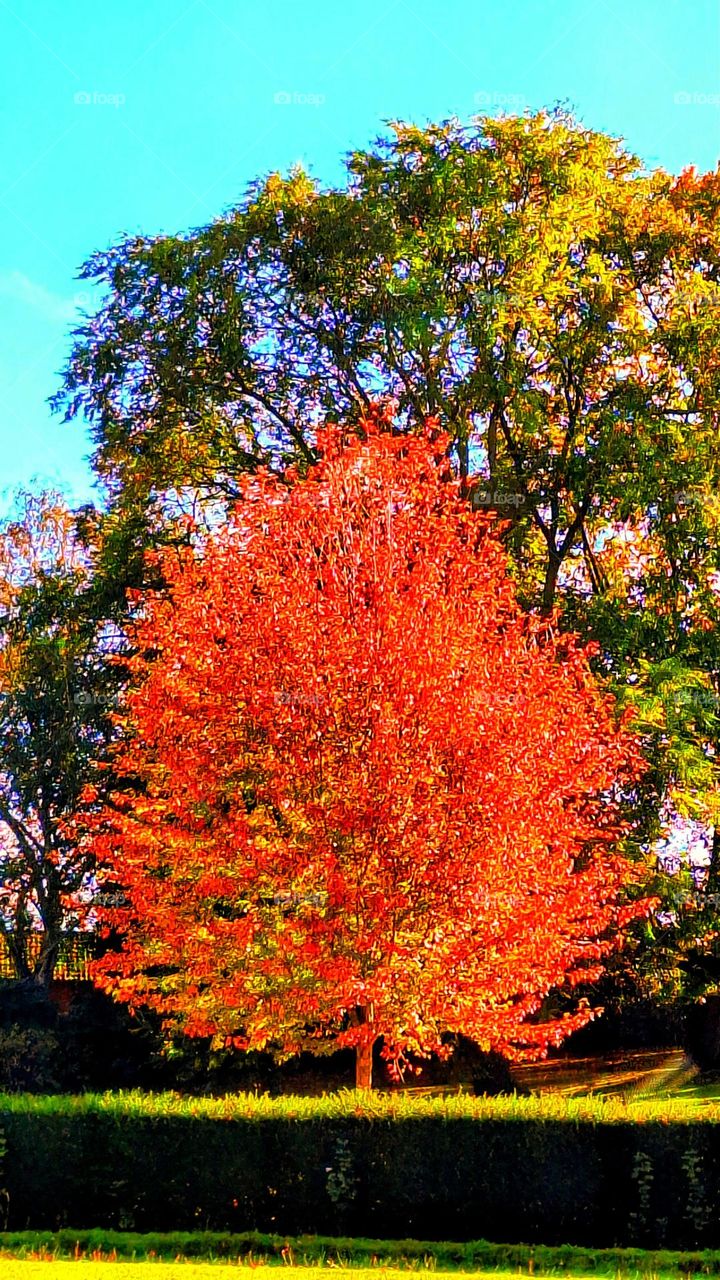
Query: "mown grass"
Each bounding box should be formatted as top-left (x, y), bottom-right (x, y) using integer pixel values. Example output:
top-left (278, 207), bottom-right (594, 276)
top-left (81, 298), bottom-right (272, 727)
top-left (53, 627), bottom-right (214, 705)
top-left (0, 1265), bottom-right (702, 1280)
top-left (5, 1233), bottom-right (720, 1275)
top-left (0, 1266), bottom-right (248, 1278)
top-left (0, 1268), bottom-right (647, 1280)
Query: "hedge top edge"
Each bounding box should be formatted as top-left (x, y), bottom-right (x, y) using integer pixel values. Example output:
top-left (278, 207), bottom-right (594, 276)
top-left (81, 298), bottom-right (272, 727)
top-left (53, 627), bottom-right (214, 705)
top-left (0, 1089), bottom-right (716, 1124)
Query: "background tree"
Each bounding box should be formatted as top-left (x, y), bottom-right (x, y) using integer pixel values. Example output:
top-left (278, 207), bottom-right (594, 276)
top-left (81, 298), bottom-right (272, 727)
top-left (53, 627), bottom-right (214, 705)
top-left (0, 491), bottom-right (122, 986)
top-left (56, 109), bottom-right (720, 1015)
top-left (55, 111), bottom-right (720, 621)
top-left (80, 413), bottom-right (650, 1088)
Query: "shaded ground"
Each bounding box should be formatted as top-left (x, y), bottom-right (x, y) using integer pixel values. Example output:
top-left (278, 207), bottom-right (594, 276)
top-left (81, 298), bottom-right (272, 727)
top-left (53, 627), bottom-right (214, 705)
top-left (398, 1048), bottom-right (720, 1103)
top-left (512, 1048), bottom-right (715, 1101)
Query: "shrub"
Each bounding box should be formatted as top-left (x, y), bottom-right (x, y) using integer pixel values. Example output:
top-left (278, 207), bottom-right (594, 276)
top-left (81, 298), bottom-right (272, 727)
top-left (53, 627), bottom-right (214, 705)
top-left (0, 1028), bottom-right (62, 1094)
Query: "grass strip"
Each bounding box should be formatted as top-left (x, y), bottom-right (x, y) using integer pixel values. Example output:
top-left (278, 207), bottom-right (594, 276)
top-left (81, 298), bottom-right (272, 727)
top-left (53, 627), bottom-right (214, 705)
top-left (0, 1267), bottom-right (679, 1279)
top-left (3, 1232), bottom-right (720, 1273)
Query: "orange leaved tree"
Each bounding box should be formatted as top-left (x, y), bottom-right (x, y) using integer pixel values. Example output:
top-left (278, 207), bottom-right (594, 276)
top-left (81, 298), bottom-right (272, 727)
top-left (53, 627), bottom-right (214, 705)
top-left (81, 411), bottom-right (650, 1088)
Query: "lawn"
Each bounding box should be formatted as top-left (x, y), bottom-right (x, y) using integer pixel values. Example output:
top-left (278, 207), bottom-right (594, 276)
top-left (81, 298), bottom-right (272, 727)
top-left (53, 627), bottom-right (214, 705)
top-left (4, 1236), bottom-right (720, 1278)
top-left (0, 1267), bottom-right (695, 1280)
top-left (0, 1267), bottom-right (256, 1279)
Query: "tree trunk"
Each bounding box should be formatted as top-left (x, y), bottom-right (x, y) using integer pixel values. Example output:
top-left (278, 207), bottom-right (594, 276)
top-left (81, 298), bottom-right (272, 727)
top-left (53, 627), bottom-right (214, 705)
top-left (488, 409), bottom-right (498, 478)
top-left (687, 995), bottom-right (720, 1070)
top-left (5, 930), bottom-right (31, 983)
top-left (352, 1003), bottom-right (375, 1089)
top-left (355, 1039), bottom-right (374, 1090)
top-left (707, 826), bottom-right (720, 897)
top-left (541, 553), bottom-right (562, 615)
top-left (456, 434), bottom-right (469, 482)
top-left (34, 933), bottom-right (60, 989)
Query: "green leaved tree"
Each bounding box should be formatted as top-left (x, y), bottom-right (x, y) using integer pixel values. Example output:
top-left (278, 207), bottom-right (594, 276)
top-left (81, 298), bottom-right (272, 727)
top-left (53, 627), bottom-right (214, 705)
top-left (0, 491), bottom-right (124, 986)
top-left (54, 108), bottom-right (720, 1011)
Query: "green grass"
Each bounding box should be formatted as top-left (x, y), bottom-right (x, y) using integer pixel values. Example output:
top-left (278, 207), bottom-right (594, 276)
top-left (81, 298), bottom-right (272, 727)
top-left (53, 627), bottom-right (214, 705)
top-left (6, 1233), bottom-right (720, 1276)
top-left (0, 1266), bottom-right (701, 1280)
top-left (0, 1266), bottom-right (249, 1278)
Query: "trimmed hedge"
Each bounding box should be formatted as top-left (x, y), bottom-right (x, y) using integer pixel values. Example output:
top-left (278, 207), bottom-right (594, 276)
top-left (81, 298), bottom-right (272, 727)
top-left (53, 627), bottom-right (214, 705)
top-left (1, 1091), bottom-right (720, 1247)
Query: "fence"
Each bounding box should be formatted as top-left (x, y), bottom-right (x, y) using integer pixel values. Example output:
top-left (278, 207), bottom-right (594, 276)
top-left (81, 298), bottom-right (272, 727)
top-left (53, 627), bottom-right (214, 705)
top-left (0, 933), bottom-right (94, 981)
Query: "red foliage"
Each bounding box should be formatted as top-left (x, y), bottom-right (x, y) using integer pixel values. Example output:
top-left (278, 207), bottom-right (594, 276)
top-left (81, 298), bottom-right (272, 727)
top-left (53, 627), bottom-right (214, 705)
top-left (81, 410), bottom-right (651, 1083)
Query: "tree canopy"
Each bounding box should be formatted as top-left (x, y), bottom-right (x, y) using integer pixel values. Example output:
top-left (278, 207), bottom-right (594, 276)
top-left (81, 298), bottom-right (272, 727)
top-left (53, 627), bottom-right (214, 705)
top-left (80, 413), bottom-right (650, 1087)
top-left (0, 492), bottom-right (123, 984)
top-left (56, 110), bottom-right (720, 868)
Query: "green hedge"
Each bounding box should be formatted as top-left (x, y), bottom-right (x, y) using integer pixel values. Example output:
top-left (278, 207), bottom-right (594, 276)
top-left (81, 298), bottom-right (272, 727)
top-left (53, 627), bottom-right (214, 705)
top-left (1, 1091), bottom-right (720, 1247)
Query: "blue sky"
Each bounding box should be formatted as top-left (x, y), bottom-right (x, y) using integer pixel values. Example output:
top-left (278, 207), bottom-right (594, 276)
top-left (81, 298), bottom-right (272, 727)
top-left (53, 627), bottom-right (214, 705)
top-left (1, 0), bottom-right (719, 514)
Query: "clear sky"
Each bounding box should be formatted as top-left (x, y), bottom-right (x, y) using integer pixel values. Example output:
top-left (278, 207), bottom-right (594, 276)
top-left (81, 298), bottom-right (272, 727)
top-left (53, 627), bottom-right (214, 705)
top-left (1, 0), bottom-right (719, 515)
